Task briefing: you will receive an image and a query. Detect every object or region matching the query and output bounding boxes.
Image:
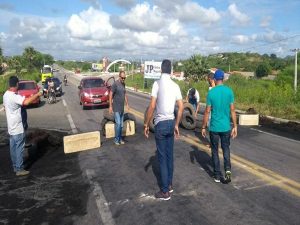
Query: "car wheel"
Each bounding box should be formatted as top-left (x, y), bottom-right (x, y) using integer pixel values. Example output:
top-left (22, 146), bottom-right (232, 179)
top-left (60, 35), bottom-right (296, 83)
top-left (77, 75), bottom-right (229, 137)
top-left (82, 103), bottom-right (86, 110)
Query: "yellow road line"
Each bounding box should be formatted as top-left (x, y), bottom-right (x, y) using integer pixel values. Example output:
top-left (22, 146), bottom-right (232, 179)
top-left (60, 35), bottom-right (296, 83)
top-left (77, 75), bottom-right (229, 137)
top-left (129, 107), bottom-right (300, 197)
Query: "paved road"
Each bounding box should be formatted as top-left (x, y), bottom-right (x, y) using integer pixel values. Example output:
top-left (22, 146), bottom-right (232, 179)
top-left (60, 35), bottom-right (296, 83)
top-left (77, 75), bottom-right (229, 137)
top-left (0, 70), bottom-right (299, 225)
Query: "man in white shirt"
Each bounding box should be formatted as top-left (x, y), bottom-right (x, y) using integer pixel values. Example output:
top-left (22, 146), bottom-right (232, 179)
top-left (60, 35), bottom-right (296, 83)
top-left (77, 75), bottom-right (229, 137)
top-left (3, 76), bottom-right (42, 176)
top-left (144, 59), bottom-right (183, 200)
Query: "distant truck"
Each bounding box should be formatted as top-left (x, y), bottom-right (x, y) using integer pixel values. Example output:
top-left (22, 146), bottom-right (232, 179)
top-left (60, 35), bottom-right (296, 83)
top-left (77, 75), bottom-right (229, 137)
top-left (41, 65), bottom-right (53, 84)
top-left (91, 63), bottom-right (103, 72)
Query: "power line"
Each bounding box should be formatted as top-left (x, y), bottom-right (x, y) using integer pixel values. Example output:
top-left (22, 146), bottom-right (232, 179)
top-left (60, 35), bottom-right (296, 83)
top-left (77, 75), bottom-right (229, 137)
top-left (239, 34), bottom-right (300, 53)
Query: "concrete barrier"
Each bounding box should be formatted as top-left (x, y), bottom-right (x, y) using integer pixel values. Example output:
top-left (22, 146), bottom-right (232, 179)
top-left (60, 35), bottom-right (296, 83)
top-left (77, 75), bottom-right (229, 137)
top-left (63, 131), bottom-right (101, 154)
top-left (105, 120), bottom-right (135, 138)
top-left (239, 114), bottom-right (259, 126)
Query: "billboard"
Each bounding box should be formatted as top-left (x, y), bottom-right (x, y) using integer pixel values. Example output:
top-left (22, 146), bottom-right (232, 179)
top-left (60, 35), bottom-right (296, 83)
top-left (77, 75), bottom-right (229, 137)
top-left (144, 61), bottom-right (162, 79)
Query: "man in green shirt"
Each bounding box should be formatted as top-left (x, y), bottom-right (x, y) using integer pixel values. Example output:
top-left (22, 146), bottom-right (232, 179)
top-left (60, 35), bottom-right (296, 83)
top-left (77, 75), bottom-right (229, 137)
top-left (201, 69), bottom-right (237, 183)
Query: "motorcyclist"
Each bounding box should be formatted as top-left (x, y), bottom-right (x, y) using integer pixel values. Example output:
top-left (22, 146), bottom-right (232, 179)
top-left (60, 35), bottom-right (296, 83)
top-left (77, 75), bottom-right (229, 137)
top-left (63, 74), bottom-right (67, 85)
top-left (48, 78), bottom-right (55, 91)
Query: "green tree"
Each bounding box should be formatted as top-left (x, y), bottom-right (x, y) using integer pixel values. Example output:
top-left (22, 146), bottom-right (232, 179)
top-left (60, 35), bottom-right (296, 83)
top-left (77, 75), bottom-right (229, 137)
top-left (23, 46), bottom-right (37, 72)
top-left (255, 63), bottom-right (271, 78)
top-left (183, 54), bottom-right (209, 81)
top-left (9, 56), bottom-right (23, 74)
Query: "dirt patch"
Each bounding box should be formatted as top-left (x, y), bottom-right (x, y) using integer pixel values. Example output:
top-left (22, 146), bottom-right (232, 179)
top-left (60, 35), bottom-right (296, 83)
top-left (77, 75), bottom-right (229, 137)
top-left (259, 117), bottom-right (300, 140)
top-left (0, 128), bottom-right (90, 225)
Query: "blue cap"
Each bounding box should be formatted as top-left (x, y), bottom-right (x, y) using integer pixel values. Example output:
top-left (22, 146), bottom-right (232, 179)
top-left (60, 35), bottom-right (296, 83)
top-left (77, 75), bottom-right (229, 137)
top-left (214, 69), bottom-right (224, 80)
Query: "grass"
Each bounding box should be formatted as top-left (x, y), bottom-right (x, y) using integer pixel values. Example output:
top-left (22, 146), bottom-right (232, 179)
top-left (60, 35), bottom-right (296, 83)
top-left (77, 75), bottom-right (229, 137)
top-left (126, 73), bottom-right (300, 121)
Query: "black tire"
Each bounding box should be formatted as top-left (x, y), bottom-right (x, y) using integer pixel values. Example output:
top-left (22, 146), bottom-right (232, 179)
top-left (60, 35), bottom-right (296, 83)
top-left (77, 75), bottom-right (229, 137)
top-left (144, 107), bottom-right (155, 133)
top-left (100, 118), bottom-right (110, 136)
top-left (103, 109), bottom-right (115, 122)
top-left (124, 112), bottom-right (136, 122)
top-left (181, 112), bottom-right (196, 130)
top-left (183, 102), bottom-right (195, 115)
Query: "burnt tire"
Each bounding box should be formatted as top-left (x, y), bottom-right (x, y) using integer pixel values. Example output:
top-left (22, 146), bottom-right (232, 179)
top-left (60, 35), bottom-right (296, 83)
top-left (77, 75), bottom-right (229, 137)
top-left (103, 109), bottom-right (115, 122)
top-left (181, 112), bottom-right (196, 130)
top-left (144, 107), bottom-right (155, 133)
top-left (124, 112), bottom-right (136, 123)
top-left (183, 102), bottom-right (195, 115)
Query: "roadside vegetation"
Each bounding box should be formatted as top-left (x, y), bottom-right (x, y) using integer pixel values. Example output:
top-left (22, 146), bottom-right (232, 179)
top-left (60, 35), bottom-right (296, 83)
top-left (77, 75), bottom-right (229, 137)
top-left (0, 46), bottom-right (53, 104)
top-left (127, 64), bottom-right (300, 121)
top-left (56, 60), bottom-right (91, 72)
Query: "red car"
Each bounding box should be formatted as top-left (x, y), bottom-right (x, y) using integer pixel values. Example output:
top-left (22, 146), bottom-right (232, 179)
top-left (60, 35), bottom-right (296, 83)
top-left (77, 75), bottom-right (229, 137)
top-left (78, 77), bottom-right (114, 110)
top-left (17, 80), bottom-right (41, 106)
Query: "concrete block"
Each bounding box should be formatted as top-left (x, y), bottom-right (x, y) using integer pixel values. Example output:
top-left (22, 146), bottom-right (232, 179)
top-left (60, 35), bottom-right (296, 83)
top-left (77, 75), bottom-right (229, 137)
top-left (63, 131), bottom-right (101, 154)
top-left (105, 120), bottom-right (135, 138)
top-left (239, 114), bottom-right (259, 126)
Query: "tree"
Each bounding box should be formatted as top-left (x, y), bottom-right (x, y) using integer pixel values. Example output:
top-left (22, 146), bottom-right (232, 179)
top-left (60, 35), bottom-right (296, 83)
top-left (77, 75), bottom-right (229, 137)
top-left (255, 63), bottom-right (271, 78)
top-left (9, 56), bottom-right (23, 74)
top-left (183, 54), bottom-right (209, 81)
top-left (22, 47), bottom-right (37, 72)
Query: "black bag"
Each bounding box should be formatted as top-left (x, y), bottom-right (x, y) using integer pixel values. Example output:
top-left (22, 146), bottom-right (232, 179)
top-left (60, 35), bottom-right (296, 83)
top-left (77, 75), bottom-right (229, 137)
top-left (188, 88), bottom-right (196, 99)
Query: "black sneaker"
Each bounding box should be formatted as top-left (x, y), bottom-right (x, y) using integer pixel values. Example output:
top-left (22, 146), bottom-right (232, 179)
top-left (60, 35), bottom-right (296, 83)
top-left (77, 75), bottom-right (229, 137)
top-left (225, 171), bottom-right (231, 183)
top-left (155, 191), bottom-right (171, 200)
top-left (214, 176), bottom-right (221, 183)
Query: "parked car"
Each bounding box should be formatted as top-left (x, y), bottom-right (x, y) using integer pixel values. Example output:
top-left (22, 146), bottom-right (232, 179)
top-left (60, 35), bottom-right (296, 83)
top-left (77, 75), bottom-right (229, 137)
top-left (78, 77), bottom-right (114, 110)
top-left (17, 80), bottom-right (40, 106)
top-left (43, 77), bottom-right (63, 97)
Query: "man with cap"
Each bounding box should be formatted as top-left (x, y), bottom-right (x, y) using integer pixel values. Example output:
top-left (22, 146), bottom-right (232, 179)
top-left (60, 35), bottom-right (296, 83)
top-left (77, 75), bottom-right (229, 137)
top-left (3, 75), bottom-right (42, 176)
top-left (144, 59), bottom-right (183, 200)
top-left (201, 69), bottom-right (237, 183)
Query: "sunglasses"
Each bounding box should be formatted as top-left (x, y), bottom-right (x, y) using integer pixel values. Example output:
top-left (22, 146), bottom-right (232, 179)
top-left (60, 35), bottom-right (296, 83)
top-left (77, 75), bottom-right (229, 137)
top-left (120, 77), bottom-right (126, 80)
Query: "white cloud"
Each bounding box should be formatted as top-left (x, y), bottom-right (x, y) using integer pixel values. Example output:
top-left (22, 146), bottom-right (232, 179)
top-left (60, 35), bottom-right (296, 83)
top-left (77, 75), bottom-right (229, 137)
top-left (260, 16), bottom-right (272, 28)
top-left (133, 31), bottom-right (165, 46)
top-left (111, 0), bottom-right (136, 9)
top-left (118, 3), bottom-right (164, 32)
top-left (175, 2), bottom-right (220, 26)
top-left (67, 7), bottom-right (113, 40)
top-left (80, 0), bottom-right (100, 9)
top-left (232, 35), bottom-right (251, 44)
top-left (228, 3), bottom-right (250, 26)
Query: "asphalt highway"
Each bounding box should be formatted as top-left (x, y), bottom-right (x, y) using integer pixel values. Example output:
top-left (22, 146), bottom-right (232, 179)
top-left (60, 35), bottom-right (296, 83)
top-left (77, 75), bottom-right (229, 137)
top-left (0, 70), bottom-right (299, 225)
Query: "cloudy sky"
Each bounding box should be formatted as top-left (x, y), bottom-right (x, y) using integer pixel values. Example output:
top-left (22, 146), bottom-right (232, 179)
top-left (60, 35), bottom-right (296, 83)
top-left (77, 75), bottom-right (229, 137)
top-left (0, 0), bottom-right (299, 61)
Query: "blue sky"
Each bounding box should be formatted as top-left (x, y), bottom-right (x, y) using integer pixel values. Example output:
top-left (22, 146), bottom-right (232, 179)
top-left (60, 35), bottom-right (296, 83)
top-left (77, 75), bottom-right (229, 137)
top-left (0, 0), bottom-right (299, 60)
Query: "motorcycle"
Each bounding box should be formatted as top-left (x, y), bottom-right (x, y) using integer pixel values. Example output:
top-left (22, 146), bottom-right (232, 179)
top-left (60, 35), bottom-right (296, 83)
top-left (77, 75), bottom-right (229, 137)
top-left (64, 77), bottom-right (67, 86)
top-left (47, 87), bottom-right (56, 104)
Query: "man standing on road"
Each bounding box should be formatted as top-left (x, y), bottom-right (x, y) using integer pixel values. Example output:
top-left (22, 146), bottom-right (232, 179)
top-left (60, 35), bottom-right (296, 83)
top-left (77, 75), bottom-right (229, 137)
top-left (109, 71), bottom-right (130, 145)
top-left (201, 69), bottom-right (237, 183)
top-left (3, 76), bottom-right (42, 176)
top-left (144, 59), bottom-right (183, 200)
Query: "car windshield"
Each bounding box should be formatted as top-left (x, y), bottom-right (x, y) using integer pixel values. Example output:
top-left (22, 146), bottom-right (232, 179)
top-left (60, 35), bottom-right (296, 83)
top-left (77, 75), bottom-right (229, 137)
top-left (18, 82), bottom-right (35, 90)
top-left (42, 67), bottom-right (52, 73)
top-left (83, 79), bottom-right (104, 88)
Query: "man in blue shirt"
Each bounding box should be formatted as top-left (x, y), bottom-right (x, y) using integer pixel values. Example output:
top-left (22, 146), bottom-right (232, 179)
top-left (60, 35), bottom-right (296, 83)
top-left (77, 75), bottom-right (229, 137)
top-left (201, 69), bottom-right (237, 183)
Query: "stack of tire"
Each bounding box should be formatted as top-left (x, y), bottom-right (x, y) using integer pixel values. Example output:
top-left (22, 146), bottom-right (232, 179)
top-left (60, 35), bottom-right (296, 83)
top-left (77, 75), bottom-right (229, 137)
top-left (101, 109), bottom-right (136, 137)
top-left (143, 101), bottom-right (197, 133)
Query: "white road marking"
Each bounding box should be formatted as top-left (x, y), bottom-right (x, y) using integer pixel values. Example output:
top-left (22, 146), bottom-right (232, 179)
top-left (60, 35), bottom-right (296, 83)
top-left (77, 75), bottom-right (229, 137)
top-left (62, 99), bottom-right (67, 107)
top-left (86, 169), bottom-right (116, 225)
top-left (250, 128), bottom-right (300, 143)
top-left (67, 114), bottom-right (78, 134)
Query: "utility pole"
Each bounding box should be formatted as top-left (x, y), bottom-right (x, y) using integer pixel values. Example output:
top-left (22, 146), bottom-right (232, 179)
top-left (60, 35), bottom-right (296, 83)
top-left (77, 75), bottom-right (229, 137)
top-left (291, 48), bottom-right (299, 93)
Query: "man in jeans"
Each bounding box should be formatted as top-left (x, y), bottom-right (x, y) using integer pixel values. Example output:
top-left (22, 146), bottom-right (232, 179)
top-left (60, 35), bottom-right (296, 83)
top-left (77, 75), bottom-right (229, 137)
top-left (109, 71), bottom-right (129, 145)
top-left (3, 76), bottom-right (42, 176)
top-left (144, 59), bottom-right (183, 200)
top-left (201, 69), bottom-right (237, 183)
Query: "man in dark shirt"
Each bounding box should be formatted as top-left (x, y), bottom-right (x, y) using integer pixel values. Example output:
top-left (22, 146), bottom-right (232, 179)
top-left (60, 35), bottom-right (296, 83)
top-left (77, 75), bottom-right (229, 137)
top-left (109, 71), bottom-right (130, 145)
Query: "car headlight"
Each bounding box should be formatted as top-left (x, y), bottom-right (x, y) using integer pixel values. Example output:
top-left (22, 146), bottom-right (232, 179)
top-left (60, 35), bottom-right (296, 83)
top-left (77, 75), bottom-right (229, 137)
top-left (84, 92), bottom-right (90, 97)
top-left (104, 90), bottom-right (109, 96)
